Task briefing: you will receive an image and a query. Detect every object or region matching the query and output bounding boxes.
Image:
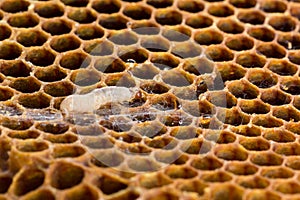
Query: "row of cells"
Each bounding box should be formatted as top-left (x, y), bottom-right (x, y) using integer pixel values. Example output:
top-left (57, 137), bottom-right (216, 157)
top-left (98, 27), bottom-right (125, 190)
top-left (1, 0), bottom-right (300, 20)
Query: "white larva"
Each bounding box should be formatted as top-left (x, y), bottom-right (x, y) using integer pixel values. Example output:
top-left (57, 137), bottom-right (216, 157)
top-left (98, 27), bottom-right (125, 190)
top-left (60, 86), bottom-right (134, 114)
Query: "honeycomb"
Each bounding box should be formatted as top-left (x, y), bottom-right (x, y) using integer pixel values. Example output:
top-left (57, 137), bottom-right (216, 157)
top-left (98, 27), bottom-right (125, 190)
top-left (0, 0), bottom-right (299, 199)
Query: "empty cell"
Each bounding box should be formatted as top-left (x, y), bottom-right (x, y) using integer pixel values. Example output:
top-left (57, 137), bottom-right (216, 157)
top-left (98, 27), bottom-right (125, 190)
top-left (162, 26), bottom-right (191, 42)
top-left (0, 87), bottom-right (13, 101)
top-left (0, 42), bottom-right (22, 60)
top-left (16, 140), bottom-right (48, 152)
top-left (171, 41), bottom-right (202, 58)
top-left (23, 189), bottom-right (55, 200)
top-left (216, 63), bottom-right (246, 82)
top-left (17, 29), bottom-right (48, 47)
top-left (92, 0), bottom-right (121, 14)
top-left (53, 145), bottom-right (85, 158)
top-left (76, 25), bottom-right (104, 40)
top-left (146, 0), bottom-right (173, 8)
top-left (123, 4), bottom-right (152, 20)
top-left (227, 80), bottom-right (259, 99)
top-left (84, 40), bottom-right (114, 56)
top-left (34, 66), bottom-right (67, 82)
top-left (252, 115), bottom-right (283, 128)
top-left (273, 105), bottom-right (300, 122)
top-left (273, 143), bottom-right (300, 156)
top-left (118, 47), bottom-right (148, 63)
top-left (177, 0), bottom-right (204, 13)
top-left (25, 48), bottom-right (55, 67)
top-left (245, 190), bottom-right (281, 200)
top-left (247, 27), bottom-right (275, 42)
top-left (36, 122), bottom-right (69, 134)
top-left (267, 59), bottom-right (298, 76)
top-left (239, 99), bottom-right (270, 114)
top-left (194, 29), bottom-right (223, 45)
top-left (210, 184), bottom-right (244, 200)
top-left (127, 157), bottom-right (160, 172)
top-left (236, 52), bottom-right (266, 68)
top-left (214, 144), bottom-right (248, 161)
top-left (288, 51), bottom-right (300, 65)
top-left (186, 14), bottom-right (213, 29)
top-left (229, 0), bottom-right (256, 8)
top-left (260, 88), bottom-right (291, 105)
top-left (64, 185), bottom-right (98, 200)
top-left (0, 25), bottom-right (11, 41)
top-left (141, 36), bottom-right (170, 52)
top-left (274, 181), bottom-right (300, 194)
top-left (269, 16), bottom-right (296, 32)
top-left (60, 51), bottom-right (91, 70)
top-left (50, 35), bottom-right (80, 52)
top-left (91, 150), bottom-right (124, 167)
top-left (277, 33), bottom-right (300, 50)
top-left (250, 152), bottom-right (283, 166)
top-left (256, 43), bottom-right (286, 58)
top-left (109, 30), bottom-right (138, 45)
top-left (34, 2), bottom-right (64, 18)
top-left (225, 35), bottom-right (254, 51)
top-left (217, 18), bottom-right (244, 34)
top-left (280, 77), bottom-right (300, 95)
top-left (238, 10), bottom-right (265, 25)
top-left (18, 93), bottom-right (51, 109)
top-left (130, 63), bottom-right (159, 79)
top-left (239, 137), bottom-right (270, 151)
top-left (247, 69), bottom-right (277, 88)
top-left (8, 13), bottom-right (39, 28)
top-left (0, 60), bottom-right (31, 77)
top-left (225, 162), bottom-right (257, 175)
top-left (60, 0), bottom-right (89, 7)
top-left (208, 3), bottom-right (234, 17)
top-left (42, 19), bottom-right (72, 35)
top-left (1, 0), bottom-right (29, 13)
top-left (205, 45), bottom-right (234, 62)
top-left (155, 9), bottom-right (182, 25)
top-left (260, 0), bottom-right (287, 13)
top-left (99, 14), bottom-right (128, 30)
top-left (237, 176), bottom-right (269, 189)
top-left (9, 76), bottom-right (41, 93)
top-left (67, 8), bottom-right (96, 23)
top-left (165, 165), bottom-right (197, 179)
top-left (201, 171), bottom-right (232, 183)
top-left (70, 70), bottom-right (100, 87)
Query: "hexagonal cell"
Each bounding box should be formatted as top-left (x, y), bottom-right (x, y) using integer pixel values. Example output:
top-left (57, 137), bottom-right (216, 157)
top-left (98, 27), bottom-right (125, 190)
top-left (7, 13), bottom-right (39, 28)
top-left (0, 117), bottom-right (33, 130)
top-left (70, 69), bottom-right (101, 87)
top-left (216, 63), bottom-right (246, 82)
top-left (236, 52), bottom-right (266, 68)
top-left (277, 33), bottom-right (300, 50)
top-left (185, 14), bottom-right (212, 30)
top-left (34, 65), bottom-right (67, 82)
top-left (204, 130), bottom-right (236, 144)
top-left (194, 29), bottom-right (223, 45)
top-left (23, 189), bottom-right (55, 200)
top-left (237, 176), bottom-right (269, 189)
top-left (245, 190), bottom-right (281, 200)
top-left (34, 2), bottom-right (64, 18)
top-left (201, 171), bottom-right (232, 183)
top-left (130, 63), bottom-right (159, 79)
top-left (50, 162), bottom-right (84, 189)
top-left (1, 0), bottom-right (29, 13)
top-left (64, 185), bottom-right (98, 200)
top-left (0, 175), bottom-right (12, 194)
top-left (183, 57), bottom-right (214, 76)
top-left (109, 30), bottom-right (138, 45)
top-left (165, 165), bottom-right (197, 179)
top-left (91, 149), bottom-right (124, 167)
top-left (13, 168), bottom-right (45, 196)
top-left (18, 93), bottom-right (51, 109)
top-left (288, 51), bottom-right (300, 65)
top-left (16, 140), bottom-right (48, 152)
top-left (269, 15), bottom-right (296, 32)
top-left (162, 26), bottom-right (191, 42)
top-left (210, 184), bottom-right (244, 200)
top-left (127, 157), bottom-right (160, 172)
top-left (252, 115), bottom-right (283, 128)
top-left (177, 0), bottom-right (204, 13)
top-left (146, 0), bottom-right (173, 8)
top-left (50, 35), bottom-right (80, 53)
top-left (191, 156), bottom-right (223, 171)
top-left (36, 122), bottom-right (69, 135)
top-left (273, 105), bottom-right (300, 122)
top-left (60, 51), bottom-right (91, 70)
top-left (290, 3), bottom-right (300, 20)
top-left (84, 40), bottom-right (114, 56)
top-left (134, 120), bottom-right (167, 138)
top-left (239, 137), bottom-right (270, 151)
top-left (131, 21), bottom-right (159, 35)
top-left (123, 4), bottom-right (152, 20)
top-left (25, 47), bottom-right (55, 67)
top-left (207, 91), bottom-right (237, 108)
top-left (7, 130), bottom-right (40, 139)
top-left (260, 88), bottom-right (291, 105)
top-left (280, 77), bottom-right (300, 95)
top-left (0, 87), bottom-right (13, 101)
top-left (257, 43), bottom-right (286, 58)
top-left (118, 47), bottom-right (148, 63)
top-left (92, 0), bottom-right (121, 14)
top-left (155, 9), bottom-right (182, 25)
top-left (52, 145), bottom-right (85, 158)
top-left (250, 152), bottom-right (283, 166)
top-left (0, 25), bottom-right (11, 41)
top-left (225, 35), bottom-right (254, 51)
top-left (264, 128), bottom-right (296, 143)
top-left (180, 138), bottom-right (212, 154)
top-left (94, 56), bottom-right (125, 74)
top-left (217, 108), bottom-right (250, 126)
top-left (237, 10), bottom-right (265, 25)
top-left (232, 125), bottom-right (261, 137)
top-left (205, 45), bottom-right (234, 62)
top-left (99, 14), bottom-right (128, 30)
top-left (0, 60), bottom-right (31, 77)
top-left (0, 41), bottom-right (22, 60)
top-left (9, 76), bottom-right (41, 93)
top-left (274, 181), bottom-right (300, 194)
top-left (208, 3), bottom-right (234, 17)
top-left (150, 53), bottom-right (178, 70)
top-left (260, 0), bottom-right (287, 12)
top-left (177, 179), bottom-right (207, 196)
top-left (141, 36), bottom-right (170, 52)
top-left (273, 142), bottom-right (300, 156)
top-left (172, 41), bottom-right (202, 59)
top-left (247, 69), bottom-right (277, 88)
top-left (42, 19), bottom-right (72, 35)
top-left (239, 99), bottom-right (270, 114)
top-left (139, 81), bottom-right (168, 94)
top-left (214, 144), bottom-right (248, 161)
top-left (247, 27), bottom-right (275, 42)
top-left (81, 136), bottom-right (115, 149)
top-left (44, 81), bottom-right (75, 97)
top-left (138, 173), bottom-right (172, 189)
top-left (227, 80), bottom-right (259, 99)
top-left (16, 29), bottom-right (48, 47)
top-left (217, 18), bottom-right (244, 34)
top-left (105, 73), bottom-right (136, 87)
top-left (294, 96), bottom-right (300, 110)
top-left (267, 59), bottom-right (298, 76)
top-left (75, 25), bottom-right (104, 40)
top-left (229, 0), bottom-right (256, 8)
top-left (67, 8), bottom-right (96, 23)
top-left (271, 167), bottom-right (295, 182)
top-left (161, 69), bottom-right (193, 87)
top-left (286, 157), bottom-right (300, 170)
top-left (225, 162), bottom-right (257, 175)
